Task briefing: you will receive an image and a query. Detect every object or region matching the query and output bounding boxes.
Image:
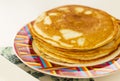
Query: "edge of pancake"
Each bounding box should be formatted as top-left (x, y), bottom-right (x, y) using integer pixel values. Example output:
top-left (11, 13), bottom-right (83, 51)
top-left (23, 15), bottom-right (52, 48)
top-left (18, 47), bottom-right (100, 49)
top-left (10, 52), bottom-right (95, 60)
top-left (33, 29), bottom-right (120, 60)
top-left (31, 23), bottom-right (120, 60)
top-left (32, 40), bottom-right (120, 67)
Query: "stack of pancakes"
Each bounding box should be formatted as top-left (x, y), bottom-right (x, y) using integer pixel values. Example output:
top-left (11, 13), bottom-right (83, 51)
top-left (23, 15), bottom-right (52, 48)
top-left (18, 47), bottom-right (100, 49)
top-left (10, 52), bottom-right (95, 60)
top-left (31, 5), bottom-right (120, 66)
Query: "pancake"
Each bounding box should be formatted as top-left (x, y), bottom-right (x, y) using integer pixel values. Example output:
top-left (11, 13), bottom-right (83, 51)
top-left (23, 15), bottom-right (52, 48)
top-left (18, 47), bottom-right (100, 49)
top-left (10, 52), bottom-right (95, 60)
top-left (32, 40), bottom-right (120, 66)
top-left (32, 5), bottom-right (118, 50)
top-left (31, 23), bottom-right (120, 60)
top-left (33, 34), bottom-right (120, 60)
top-left (31, 5), bottom-right (120, 67)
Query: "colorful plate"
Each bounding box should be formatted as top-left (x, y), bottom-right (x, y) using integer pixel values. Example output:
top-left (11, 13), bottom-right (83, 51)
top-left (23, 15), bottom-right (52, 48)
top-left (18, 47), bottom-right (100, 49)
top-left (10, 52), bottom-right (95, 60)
top-left (14, 22), bottom-right (120, 78)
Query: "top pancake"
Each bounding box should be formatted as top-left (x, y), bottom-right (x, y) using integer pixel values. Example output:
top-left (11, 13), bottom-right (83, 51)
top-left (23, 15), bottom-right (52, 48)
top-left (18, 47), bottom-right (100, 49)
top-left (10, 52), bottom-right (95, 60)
top-left (33, 5), bottom-right (118, 50)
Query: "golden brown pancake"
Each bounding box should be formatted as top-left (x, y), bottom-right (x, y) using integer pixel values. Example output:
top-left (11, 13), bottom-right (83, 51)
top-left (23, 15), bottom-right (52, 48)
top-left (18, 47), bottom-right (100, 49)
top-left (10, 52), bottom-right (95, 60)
top-left (32, 40), bottom-right (120, 66)
top-left (33, 32), bottom-right (120, 60)
top-left (31, 23), bottom-right (120, 60)
top-left (31, 5), bottom-right (120, 66)
top-left (32, 5), bottom-right (118, 50)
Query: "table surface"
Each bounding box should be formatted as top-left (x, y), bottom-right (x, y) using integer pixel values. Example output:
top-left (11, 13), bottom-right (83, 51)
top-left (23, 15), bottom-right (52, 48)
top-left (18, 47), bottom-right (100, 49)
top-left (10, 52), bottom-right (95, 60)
top-left (0, 0), bottom-right (120, 81)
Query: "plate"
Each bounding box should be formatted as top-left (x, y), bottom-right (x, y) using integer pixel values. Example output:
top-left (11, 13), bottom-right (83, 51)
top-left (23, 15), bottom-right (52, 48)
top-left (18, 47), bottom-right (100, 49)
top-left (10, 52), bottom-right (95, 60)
top-left (14, 21), bottom-right (120, 78)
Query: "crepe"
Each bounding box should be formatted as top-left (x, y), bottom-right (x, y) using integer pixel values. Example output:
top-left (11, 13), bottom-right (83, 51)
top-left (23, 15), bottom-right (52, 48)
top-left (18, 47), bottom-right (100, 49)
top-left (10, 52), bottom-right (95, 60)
top-left (31, 5), bottom-right (120, 66)
top-left (31, 5), bottom-right (118, 50)
top-left (32, 40), bottom-right (120, 66)
top-left (33, 30), bottom-right (120, 60)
